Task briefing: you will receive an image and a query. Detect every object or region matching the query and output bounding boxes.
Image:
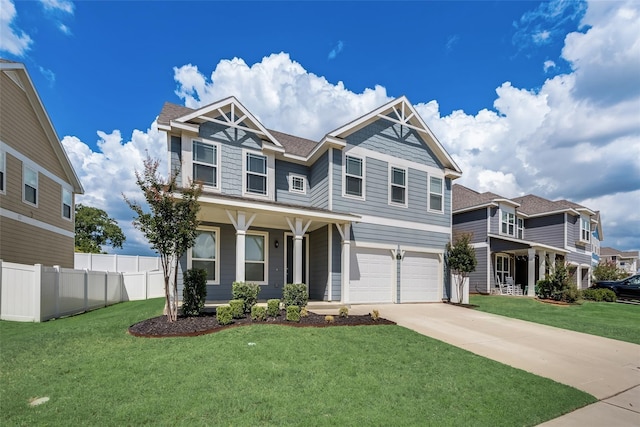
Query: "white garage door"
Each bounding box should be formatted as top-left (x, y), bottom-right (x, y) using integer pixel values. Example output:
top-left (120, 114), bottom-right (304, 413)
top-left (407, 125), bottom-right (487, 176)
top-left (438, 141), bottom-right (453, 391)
top-left (400, 252), bottom-right (440, 302)
top-left (349, 247), bottom-right (394, 303)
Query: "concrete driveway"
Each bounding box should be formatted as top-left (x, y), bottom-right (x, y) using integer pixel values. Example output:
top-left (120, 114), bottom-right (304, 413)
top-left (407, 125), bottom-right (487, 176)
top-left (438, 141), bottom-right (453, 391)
top-left (338, 303), bottom-right (640, 426)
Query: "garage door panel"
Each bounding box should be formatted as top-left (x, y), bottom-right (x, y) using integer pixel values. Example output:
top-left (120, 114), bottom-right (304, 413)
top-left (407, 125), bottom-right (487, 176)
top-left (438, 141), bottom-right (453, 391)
top-left (401, 252), bottom-right (440, 303)
top-left (350, 248), bottom-right (393, 303)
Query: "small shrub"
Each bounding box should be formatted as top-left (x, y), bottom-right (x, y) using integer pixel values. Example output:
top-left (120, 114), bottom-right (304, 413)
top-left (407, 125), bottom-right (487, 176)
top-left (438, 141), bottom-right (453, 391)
top-left (267, 299), bottom-right (281, 317)
top-left (325, 315), bottom-right (335, 324)
top-left (339, 306), bottom-right (349, 318)
top-left (232, 281), bottom-right (260, 313)
top-left (371, 309), bottom-right (380, 321)
top-left (229, 299), bottom-right (244, 319)
top-left (251, 305), bottom-right (266, 321)
top-left (182, 268), bottom-right (207, 317)
top-left (561, 286), bottom-right (581, 303)
top-left (286, 305), bottom-right (301, 322)
top-left (283, 283), bottom-right (308, 308)
top-left (300, 307), bottom-right (309, 317)
top-left (582, 288), bottom-right (616, 302)
top-left (216, 305), bottom-right (233, 325)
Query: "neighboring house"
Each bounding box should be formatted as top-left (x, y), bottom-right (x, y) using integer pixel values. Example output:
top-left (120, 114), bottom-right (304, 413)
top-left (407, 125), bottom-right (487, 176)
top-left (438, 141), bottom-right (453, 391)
top-left (157, 96), bottom-right (462, 303)
top-left (452, 184), bottom-right (601, 295)
top-left (600, 247), bottom-right (639, 274)
top-left (591, 211), bottom-right (603, 266)
top-left (0, 60), bottom-right (84, 268)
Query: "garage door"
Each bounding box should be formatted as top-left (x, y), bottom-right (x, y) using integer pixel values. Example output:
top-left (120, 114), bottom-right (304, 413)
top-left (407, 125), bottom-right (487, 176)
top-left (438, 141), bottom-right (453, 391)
top-left (400, 252), bottom-right (440, 302)
top-left (349, 247), bottom-right (394, 303)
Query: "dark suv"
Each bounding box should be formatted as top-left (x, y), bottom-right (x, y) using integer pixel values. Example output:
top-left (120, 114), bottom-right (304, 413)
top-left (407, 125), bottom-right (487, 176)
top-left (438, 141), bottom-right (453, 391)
top-left (592, 274), bottom-right (640, 300)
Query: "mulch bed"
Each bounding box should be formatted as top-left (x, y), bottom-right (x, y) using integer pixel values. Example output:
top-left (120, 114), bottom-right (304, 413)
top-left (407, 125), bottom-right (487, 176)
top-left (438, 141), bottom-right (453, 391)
top-left (129, 309), bottom-right (395, 338)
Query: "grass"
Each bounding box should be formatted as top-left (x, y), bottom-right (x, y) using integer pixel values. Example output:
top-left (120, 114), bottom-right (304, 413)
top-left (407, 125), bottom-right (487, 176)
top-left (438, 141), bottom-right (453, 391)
top-left (469, 295), bottom-right (640, 345)
top-left (1, 299), bottom-right (595, 426)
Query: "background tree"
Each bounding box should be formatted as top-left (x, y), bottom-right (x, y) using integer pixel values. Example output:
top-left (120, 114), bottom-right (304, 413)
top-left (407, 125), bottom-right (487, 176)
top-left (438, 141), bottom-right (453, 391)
top-left (592, 260), bottom-right (627, 282)
top-left (124, 156), bottom-right (202, 322)
top-left (75, 204), bottom-right (126, 253)
top-left (446, 233), bottom-right (477, 304)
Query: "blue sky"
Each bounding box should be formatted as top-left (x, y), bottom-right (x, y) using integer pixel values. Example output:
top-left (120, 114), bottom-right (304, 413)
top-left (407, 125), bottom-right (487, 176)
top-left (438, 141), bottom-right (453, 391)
top-left (1, 0), bottom-right (639, 255)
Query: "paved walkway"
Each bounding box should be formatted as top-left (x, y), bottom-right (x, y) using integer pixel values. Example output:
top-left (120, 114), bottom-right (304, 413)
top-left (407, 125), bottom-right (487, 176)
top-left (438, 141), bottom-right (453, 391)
top-left (315, 303), bottom-right (640, 426)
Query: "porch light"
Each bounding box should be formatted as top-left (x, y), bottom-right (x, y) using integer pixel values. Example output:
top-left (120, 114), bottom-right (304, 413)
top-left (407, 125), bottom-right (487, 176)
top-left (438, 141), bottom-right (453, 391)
top-left (274, 240), bottom-right (279, 249)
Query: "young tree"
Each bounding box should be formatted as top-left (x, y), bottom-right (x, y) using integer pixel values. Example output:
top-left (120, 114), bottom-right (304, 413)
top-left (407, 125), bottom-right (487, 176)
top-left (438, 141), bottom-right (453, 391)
top-left (446, 233), bottom-right (477, 304)
top-left (124, 156), bottom-right (202, 322)
top-left (75, 204), bottom-right (126, 253)
top-left (593, 260), bottom-right (626, 282)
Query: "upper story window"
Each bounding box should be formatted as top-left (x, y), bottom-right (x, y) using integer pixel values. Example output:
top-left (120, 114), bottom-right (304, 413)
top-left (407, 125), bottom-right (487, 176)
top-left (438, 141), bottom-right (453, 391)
top-left (501, 211), bottom-right (515, 236)
top-left (190, 228), bottom-right (219, 284)
top-left (389, 166), bottom-right (407, 206)
top-left (580, 216), bottom-right (591, 242)
top-left (288, 174), bottom-right (306, 194)
top-left (23, 165), bottom-right (38, 206)
top-left (62, 188), bottom-right (72, 220)
top-left (246, 152), bottom-right (267, 195)
top-left (429, 176), bottom-right (443, 212)
top-left (192, 140), bottom-right (218, 188)
top-left (344, 155), bottom-right (364, 199)
top-left (0, 151), bottom-right (5, 194)
top-left (517, 217), bottom-right (524, 239)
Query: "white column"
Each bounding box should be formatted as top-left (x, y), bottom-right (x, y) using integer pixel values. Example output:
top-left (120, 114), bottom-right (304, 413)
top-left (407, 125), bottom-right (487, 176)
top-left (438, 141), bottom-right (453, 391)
top-left (335, 223), bottom-right (351, 303)
top-left (226, 210), bottom-right (256, 283)
top-left (286, 217), bottom-right (312, 285)
top-left (539, 250), bottom-right (547, 279)
top-left (527, 248), bottom-right (536, 297)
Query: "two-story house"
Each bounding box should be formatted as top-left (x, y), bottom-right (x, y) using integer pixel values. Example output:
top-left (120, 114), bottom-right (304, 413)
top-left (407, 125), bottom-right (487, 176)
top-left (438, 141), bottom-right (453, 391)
top-left (158, 96), bottom-right (462, 304)
top-left (0, 60), bottom-right (84, 268)
top-left (600, 247), bottom-right (639, 274)
top-left (452, 184), bottom-right (601, 295)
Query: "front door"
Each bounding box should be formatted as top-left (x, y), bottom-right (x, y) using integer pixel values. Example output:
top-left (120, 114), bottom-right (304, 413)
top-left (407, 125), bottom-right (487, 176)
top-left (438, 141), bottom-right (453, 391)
top-left (285, 234), bottom-right (308, 284)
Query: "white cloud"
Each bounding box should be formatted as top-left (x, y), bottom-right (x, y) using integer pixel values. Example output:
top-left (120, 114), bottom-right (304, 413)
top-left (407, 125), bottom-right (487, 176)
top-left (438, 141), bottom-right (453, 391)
top-left (445, 35), bottom-right (460, 52)
top-left (512, 0), bottom-right (586, 50)
top-left (0, 0), bottom-right (33, 56)
top-left (543, 60), bottom-right (556, 72)
top-left (328, 40), bottom-right (344, 60)
top-left (39, 0), bottom-right (74, 14)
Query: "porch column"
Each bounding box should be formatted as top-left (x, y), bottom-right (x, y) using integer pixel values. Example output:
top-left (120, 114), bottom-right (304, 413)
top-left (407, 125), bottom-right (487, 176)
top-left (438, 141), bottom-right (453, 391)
top-left (539, 250), bottom-right (547, 280)
top-left (527, 248), bottom-right (536, 297)
top-left (335, 223), bottom-right (351, 303)
top-left (226, 210), bottom-right (256, 283)
top-left (286, 218), bottom-right (312, 284)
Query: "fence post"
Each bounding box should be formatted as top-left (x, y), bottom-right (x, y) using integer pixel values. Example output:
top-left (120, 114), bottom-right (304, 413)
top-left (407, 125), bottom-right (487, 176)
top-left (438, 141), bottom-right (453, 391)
top-left (114, 254), bottom-right (118, 273)
top-left (0, 259), bottom-right (3, 317)
top-left (84, 269), bottom-right (89, 312)
top-left (34, 264), bottom-right (43, 322)
top-left (54, 265), bottom-right (61, 319)
top-left (104, 271), bottom-right (108, 308)
top-left (136, 255), bottom-right (140, 273)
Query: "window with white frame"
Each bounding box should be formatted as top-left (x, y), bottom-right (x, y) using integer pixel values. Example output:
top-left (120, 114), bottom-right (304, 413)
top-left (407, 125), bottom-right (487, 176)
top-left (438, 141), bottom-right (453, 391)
top-left (580, 216), bottom-right (591, 242)
top-left (23, 165), bottom-right (38, 205)
top-left (495, 254), bottom-right (510, 284)
top-left (62, 188), bottom-right (72, 220)
top-left (191, 228), bottom-right (218, 283)
top-left (192, 140), bottom-right (218, 187)
top-left (501, 211), bottom-right (515, 236)
top-left (246, 152), bottom-right (267, 195)
top-left (288, 174), bottom-right (306, 194)
top-left (429, 176), bottom-right (443, 212)
top-left (344, 155), bottom-right (364, 198)
top-left (517, 217), bottom-right (524, 239)
top-left (245, 232), bottom-right (267, 283)
top-left (389, 166), bottom-right (406, 206)
top-left (0, 151), bottom-right (5, 193)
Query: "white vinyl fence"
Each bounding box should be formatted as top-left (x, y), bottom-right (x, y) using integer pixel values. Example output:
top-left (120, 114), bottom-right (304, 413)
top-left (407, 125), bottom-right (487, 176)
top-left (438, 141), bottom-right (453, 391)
top-left (75, 253), bottom-right (161, 273)
top-left (0, 260), bottom-right (165, 322)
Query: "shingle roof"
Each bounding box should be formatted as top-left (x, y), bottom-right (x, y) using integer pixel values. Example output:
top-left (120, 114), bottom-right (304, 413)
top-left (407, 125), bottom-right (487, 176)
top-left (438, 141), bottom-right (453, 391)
top-left (452, 184), bottom-right (503, 211)
top-left (158, 102), bottom-right (194, 126)
top-left (601, 247), bottom-right (639, 258)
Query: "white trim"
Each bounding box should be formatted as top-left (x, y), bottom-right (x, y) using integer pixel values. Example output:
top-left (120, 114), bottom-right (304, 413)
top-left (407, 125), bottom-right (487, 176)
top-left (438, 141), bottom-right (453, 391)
top-left (284, 232), bottom-right (310, 285)
top-left (579, 215), bottom-right (591, 244)
top-left (245, 231), bottom-right (269, 285)
top-left (388, 164), bottom-right (408, 207)
top-left (242, 149), bottom-right (272, 200)
top-left (327, 225), bottom-right (333, 301)
top-left (23, 164), bottom-right (38, 207)
top-left (287, 173), bottom-right (307, 194)
top-left (191, 138), bottom-right (220, 190)
top-left (343, 153), bottom-right (365, 200)
top-left (471, 242), bottom-right (489, 249)
top-left (487, 206), bottom-right (491, 235)
top-left (346, 145), bottom-right (445, 178)
top-left (352, 240), bottom-right (400, 251)
top-left (0, 142), bottom-right (74, 192)
top-left (0, 207), bottom-right (74, 238)
top-left (328, 147), bottom-right (334, 210)
top-left (398, 245), bottom-right (444, 255)
top-left (358, 214), bottom-right (451, 235)
top-left (188, 226), bottom-right (221, 285)
top-left (428, 176), bottom-right (444, 214)
top-left (0, 150), bottom-right (5, 194)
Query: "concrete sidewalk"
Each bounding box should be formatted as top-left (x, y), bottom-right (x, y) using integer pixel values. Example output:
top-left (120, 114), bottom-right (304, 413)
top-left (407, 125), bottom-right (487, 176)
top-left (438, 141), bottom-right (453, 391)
top-left (318, 303), bottom-right (640, 426)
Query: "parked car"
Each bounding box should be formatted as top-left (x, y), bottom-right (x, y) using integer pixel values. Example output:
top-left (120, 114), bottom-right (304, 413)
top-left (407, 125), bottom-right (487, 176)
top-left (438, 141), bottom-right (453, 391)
top-left (592, 274), bottom-right (640, 300)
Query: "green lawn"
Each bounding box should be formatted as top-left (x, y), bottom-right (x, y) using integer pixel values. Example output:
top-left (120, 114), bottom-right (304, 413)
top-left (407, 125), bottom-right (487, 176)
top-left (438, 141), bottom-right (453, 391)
top-left (470, 295), bottom-right (640, 345)
top-left (1, 299), bottom-right (595, 426)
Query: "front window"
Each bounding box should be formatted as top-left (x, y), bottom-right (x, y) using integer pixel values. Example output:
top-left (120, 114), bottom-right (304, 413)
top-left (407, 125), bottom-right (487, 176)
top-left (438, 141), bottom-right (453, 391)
top-left (496, 254), bottom-right (510, 284)
top-left (246, 233), bottom-right (267, 283)
top-left (429, 176), bottom-right (443, 212)
top-left (344, 155), bottom-right (363, 198)
top-left (289, 174), bottom-right (306, 194)
top-left (23, 165), bottom-right (38, 205)
top-left (192, 140), bottom-right (217, 187)
top-left (390, 166), bottom-right (406, 205)
top-left (517, 217), bottom-right (524, 239)
top-left (191, 229), bottom-right (218, 283)
top-left (62, 188), bottom-right (72, 220)
top-left (502, 211), bottom-right (515, 236)
top-left (580, 216), bottom-right (591, 242)
top-left (246, 153), bottom-right (267, 195)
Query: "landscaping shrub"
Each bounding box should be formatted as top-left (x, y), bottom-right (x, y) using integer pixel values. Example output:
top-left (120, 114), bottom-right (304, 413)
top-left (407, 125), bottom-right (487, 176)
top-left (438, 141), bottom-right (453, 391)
top-left (182, 268), bottom-right (207, 317)
top-left (371, 309), bottom-right (380, 321)
top-left (229, 299), bottom-right (244, 319)
top-left (325, 315), bottom-right (335, 324)
top-left (535, 261), bottom-right (581, 303)
top-left (300, 307), bottom-right (309, 317)
top-left (286, 305), bottom-right (301, 322)
top-left (267, 299), bottom-right (281, 317)
top-left (339, 306), bottom-right (349, 318)
top-left (251, 305), bottom-right (266, 321)
top-left (582, 288), bottom-right (616, 302)
top-left (232, 281), bottom-right (260, 313)
top-left (216, 305), bottom-right (233, 325)
top-left (283, 283), bottom-right (308, 308)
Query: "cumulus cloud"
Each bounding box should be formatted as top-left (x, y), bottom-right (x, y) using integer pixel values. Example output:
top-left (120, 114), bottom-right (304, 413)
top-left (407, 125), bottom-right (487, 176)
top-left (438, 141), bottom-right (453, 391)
top-left (513, 0), bottom-right (586, 50)
top-left (543, 60), bottom-right (556, 72)
top-left (328, 40), bottom-right (344, 60)
top-left (0, 0), bottom-right (33, 56)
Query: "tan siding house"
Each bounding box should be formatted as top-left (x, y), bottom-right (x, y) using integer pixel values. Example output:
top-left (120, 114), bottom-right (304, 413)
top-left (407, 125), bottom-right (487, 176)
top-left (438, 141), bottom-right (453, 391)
top-left (0, 60), bottom-right (83, 268)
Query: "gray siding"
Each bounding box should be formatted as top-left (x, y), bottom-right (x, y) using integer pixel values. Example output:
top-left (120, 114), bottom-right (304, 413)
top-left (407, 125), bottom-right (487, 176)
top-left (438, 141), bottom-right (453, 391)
top-left (275, 160), bottom-right (310, 205)
top-left (170, 135), bottom-right (182, 183)
top-left (199, 121), bottom-right (262, 150)
top-left (467, 247), bottom-right (489, 294)
top-left (331, 227), bottom-right (342, 301)
top-left (489, 207), bottom-right (499, 234)
top-left (309, 151), bottom-right (329, 209)
top-left (309, 226), bottom-right (329, 300)
top-left (525, 214), bottom-right (565, 249)
top-left (351, 222), bottom-right (450, 249)
top-left (220, 144), bottom-right (242, 196)
top-left (453, 209), bottom-right (488, 243)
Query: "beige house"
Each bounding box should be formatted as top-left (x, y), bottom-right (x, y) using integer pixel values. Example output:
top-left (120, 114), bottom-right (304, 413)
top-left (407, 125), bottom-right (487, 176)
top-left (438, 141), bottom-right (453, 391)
top-left (0, 60), bottom-right (83, 268)
top-left (600, 247), bottom-right (639, 274)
